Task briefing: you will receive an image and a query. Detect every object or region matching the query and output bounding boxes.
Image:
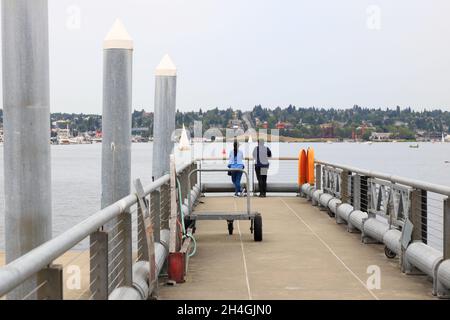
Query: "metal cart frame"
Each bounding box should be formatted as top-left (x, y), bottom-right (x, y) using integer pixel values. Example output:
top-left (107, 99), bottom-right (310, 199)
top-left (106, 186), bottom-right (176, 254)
top-left (186, 168), bottom-right (263, 241)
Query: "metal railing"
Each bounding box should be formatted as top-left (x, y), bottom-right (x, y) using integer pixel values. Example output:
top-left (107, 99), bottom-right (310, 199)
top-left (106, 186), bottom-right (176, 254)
top-left (0, 161), bottom-right (197, 300)
top-left (198, 157), bottom-right (299, 195)
top-left (312, 160), bottom-right (450, 298)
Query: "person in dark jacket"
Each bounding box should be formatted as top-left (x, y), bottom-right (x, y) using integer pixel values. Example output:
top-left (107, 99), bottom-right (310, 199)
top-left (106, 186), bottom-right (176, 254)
top-left (252, 139), bottom-right (272, 197)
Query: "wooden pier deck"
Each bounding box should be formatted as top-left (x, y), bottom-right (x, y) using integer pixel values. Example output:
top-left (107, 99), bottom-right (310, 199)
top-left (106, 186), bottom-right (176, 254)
top-left (159, 196), bottom-right (435, 300)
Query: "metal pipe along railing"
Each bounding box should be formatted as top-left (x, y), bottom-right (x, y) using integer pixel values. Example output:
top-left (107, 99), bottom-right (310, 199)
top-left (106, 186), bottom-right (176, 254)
top-left (0, 173), bottom-right (172, 298)
top-left (307, 160), bottom-right (450, 299)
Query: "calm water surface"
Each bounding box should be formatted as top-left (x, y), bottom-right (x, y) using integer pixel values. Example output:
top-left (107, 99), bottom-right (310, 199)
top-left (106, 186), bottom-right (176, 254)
top-left (0, 142), bottom-right (449, 250)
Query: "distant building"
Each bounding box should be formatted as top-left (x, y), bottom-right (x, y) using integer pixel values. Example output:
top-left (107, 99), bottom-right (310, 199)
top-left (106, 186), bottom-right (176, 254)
top-left (276, 122), bottom-right (293, 130)
top-left (394, 121), bottom-right (407, 127)
top-left (229, 119), bottom-right (242, 129)
top-left (370, 132), bottom-right (392, 141)
top-left (320, 123), bottom-right (336, 138)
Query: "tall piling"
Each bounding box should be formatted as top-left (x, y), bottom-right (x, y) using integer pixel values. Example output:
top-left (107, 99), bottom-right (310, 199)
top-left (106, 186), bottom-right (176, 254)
top-left (152, 54), bottom-right (177, 180)
top-left (2, 0), bottom-right (52, 299)
top-left (100, 19), bottom-right (133, 293)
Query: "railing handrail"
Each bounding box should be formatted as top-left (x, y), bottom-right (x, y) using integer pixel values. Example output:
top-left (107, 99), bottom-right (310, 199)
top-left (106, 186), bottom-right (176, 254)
top-left (316, 160), bottom-right (450, 197)
top-left (0, 173), bottom-right (173, 297)
top-left (0, 158), bottom-right (196, 297)
top-left (198, 156), bottom-right (450, 196)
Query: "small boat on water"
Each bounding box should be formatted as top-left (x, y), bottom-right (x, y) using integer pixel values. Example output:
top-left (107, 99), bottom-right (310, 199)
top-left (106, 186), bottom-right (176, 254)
top-left (409, 144), bottom-right (419, 149)
top-left (178, 124), bottom-right (191, 151)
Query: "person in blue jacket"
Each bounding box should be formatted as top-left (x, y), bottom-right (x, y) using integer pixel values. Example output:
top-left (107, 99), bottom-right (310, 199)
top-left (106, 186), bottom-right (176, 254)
top-left (228, 140), bottom-right (245, 197)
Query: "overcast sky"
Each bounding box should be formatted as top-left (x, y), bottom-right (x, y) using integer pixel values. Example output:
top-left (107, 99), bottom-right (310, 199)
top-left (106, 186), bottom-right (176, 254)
top-left (3, 0), bottom-right (450, 114)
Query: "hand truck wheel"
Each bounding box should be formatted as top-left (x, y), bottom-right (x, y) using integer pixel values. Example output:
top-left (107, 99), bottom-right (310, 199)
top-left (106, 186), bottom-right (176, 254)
top-left (253, 214), bottom-right (263, 242)
top-left (227, 221), bottom-right (234, 235)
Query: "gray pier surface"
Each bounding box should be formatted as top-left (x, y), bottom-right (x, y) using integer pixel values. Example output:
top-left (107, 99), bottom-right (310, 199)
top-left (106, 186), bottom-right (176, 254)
top-left (159, 197), bottom-right (434, 300)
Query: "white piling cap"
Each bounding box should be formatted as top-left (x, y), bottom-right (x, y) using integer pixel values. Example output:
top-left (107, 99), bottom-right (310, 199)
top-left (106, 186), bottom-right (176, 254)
top-left (103, 19), bottom-right (133, 50)
top-left (155, 54), bottom-right (177, 76)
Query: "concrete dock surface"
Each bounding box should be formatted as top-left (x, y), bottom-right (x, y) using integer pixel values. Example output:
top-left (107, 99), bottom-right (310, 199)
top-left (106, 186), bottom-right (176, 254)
top-left (0, 196), bottom-right (436, 300)
top-left (0, 250), bottom-right (91, 300)
top-left (159, 196), bottom-right (434, 300)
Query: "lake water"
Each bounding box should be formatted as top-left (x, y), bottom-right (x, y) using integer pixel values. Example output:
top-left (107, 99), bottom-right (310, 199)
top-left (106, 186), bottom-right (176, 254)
top-left (1, 142), bottom-right (450, 250)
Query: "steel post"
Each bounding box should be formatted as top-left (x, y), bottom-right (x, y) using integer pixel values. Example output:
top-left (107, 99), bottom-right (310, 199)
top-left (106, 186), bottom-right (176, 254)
top-left (152, 55), bottom-right (177, 180)
top-left (2, 0), bottom-right (52, 300)
top-left (100, 19), bottom-right (133, 290)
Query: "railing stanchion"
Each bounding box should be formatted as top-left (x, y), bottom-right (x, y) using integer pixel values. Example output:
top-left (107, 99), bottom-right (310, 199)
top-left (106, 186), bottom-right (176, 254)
top-left (315, 164), bottom-right (322, 190)
top-left (121, 210), bottom-right (133, 287)
top-left (161, 183), bottom-right (171, 230)
top-left (411, 189), bottom-right (424, 242)
top-left (421, 190), bottom-right (428, 244)
top-left (37, 265), bottom-right (63, 300)
top-left (152, 190), bottom-right (161, 244)
top-left (90, 231), bottom-right (109, 300)
top-left (340, 170), bottom-right (350, 204)
top-left (353, 174), bottom-right (361, 211)
top-left (361, 176), bottom-right (369, 213)
top-left (444, 198), bottom-right (450, 260)
top-left (137, 204), bottom-right (149, 262)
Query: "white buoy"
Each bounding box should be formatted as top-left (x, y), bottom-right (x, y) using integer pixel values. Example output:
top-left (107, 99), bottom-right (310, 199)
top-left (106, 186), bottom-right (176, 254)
top-left (179, 124), bottom-right (191, 151)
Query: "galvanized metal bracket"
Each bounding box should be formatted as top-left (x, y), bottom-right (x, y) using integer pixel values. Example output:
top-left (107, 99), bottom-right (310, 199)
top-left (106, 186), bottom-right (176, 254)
top-left (401, 218), bottom-right (414, 250)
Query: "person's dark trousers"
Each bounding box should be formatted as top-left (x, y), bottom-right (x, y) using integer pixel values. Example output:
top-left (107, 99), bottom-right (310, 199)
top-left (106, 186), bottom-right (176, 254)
top-left (255, 167), bottom-right (268, 196)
